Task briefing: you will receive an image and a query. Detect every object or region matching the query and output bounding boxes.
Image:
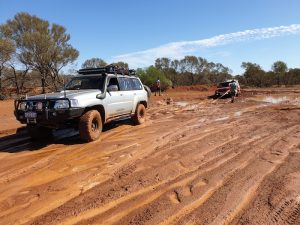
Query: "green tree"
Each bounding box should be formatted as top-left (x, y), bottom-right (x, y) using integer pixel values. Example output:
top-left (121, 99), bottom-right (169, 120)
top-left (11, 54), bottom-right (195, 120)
top-left (154, 56), bottom-right (233, 86)
top-left (287, 68), bottom-right (300, 85)
top-left (241, 62), bottom-right (266, 87)
top-left (0, 38), bottom-right (15, 90)
top-left (155, 57), bottom-right (178, 86)
top-left (82, 58), bottom-right (107, 68)
top-left (48, 24), bottom-right (79, 90)
top-left (155, 57), bottom-right (171, 70)
top-left (1, 12), bottom-right (79, 93)
top-left (207, 63), bottom-right (232, 84)
top-left (179, 56), bottom-right (198, 85)
top-left (137, 66), bottom-right (172, 91)
top-left (271, 61), bottom-right (288, 86)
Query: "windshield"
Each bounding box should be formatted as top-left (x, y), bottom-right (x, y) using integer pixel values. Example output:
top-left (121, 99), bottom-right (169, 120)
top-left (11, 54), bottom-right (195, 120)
top-left (218, 82), bottom-right (230, 88)
top-left (65, 76), bottom-right (105, 91)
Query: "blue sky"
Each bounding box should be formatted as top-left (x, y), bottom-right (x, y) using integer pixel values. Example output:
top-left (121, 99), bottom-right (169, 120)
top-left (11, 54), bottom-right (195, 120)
top-left (1, 0), bottom-right (300, 74)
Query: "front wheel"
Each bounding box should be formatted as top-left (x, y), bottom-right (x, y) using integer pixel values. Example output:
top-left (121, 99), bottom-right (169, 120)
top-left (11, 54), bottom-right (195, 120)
top-left (133, 104), bottom-right (146, 125)
top-left (79, 110), bottom-right (102, 142)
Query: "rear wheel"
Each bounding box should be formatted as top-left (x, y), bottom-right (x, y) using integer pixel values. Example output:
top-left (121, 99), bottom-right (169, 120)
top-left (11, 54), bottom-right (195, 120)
top-left (79, 110), bottom-right (102, 142)
top-left (27, 125), bottom-right (53, 140)
top-left (133, 104), bottom-right (146, 125)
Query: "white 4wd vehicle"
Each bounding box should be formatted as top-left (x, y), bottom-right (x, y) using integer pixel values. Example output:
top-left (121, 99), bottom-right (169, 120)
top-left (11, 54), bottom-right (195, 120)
top-left (14, 66), bottom-right (148, 142)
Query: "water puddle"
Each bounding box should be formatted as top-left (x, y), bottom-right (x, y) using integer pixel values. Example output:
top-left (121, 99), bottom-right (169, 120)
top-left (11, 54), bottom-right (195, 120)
top-left (189, 118), bottom-right (207, 128)
top-left (184, 104), bottom-right (198, 111)
top-left (262, 96), bottom-right (289, 104)
top-left (234, 111), bottom-right (242, 117)
top-left (175, 101), bottom-right (188, 107)
top-left (215, 116), bottom-right (229, 121)
top-left (251, 95), bottom-right (300, 105)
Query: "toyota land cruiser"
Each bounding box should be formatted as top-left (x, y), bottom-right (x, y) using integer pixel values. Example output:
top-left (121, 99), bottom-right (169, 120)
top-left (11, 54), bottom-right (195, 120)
top-left (14, 65), bottom-right (148, 142)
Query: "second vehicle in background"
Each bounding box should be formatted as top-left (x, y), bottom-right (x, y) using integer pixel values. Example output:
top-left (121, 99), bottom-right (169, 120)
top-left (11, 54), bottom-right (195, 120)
top-left (215, 80), bottom-right (241, 97)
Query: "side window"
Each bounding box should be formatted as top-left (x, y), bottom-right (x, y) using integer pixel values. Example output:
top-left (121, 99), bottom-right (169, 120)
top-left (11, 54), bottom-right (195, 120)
top-left (118, 77), bottom-right (126, 91)
top-left (118, 77), bottom-right (133, 91)
top-left (107, 77), bottom-right (120, 91)
top-left (131, 78), bottom-right (143, 90)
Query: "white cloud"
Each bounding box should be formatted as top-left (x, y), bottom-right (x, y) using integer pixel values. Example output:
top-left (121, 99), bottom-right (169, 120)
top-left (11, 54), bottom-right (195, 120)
top-left (113, 24), bottom-right (300, 68)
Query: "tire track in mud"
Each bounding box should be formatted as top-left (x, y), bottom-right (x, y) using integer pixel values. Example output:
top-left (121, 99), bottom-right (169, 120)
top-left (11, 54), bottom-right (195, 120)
top-left (14, 115), bottom-right (250, 224)
top-left (267, 196), bottom-right (300, 225)
top-left (108, 116), bottom-right (298, 225)
top-left (232, 139), bottom-right (300, 225)
top-left (185, 144), bottom-right (297, 225)
top-left (116, 125), bottom-right (300, 225)
top-left (0, 98), bottom-right (299, 225)
top-left (0, 114), bottom-right (207, 224)
top-left (27, 110), bottom-right (298, 224)
top-left (85, 119), bottom-right (300, 225)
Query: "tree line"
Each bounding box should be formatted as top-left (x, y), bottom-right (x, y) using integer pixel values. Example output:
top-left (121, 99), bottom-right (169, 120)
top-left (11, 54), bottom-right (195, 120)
top-left (1, 12), bottom-right (300, 99)
top-left (136, 57), bottom-right (300, 91)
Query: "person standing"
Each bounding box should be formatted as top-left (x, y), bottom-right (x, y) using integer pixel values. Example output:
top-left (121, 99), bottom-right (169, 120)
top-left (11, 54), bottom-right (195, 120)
top-left (229, 81), bottom-right (238, 103)
top-left (154, 78), bottom-right (161, 96)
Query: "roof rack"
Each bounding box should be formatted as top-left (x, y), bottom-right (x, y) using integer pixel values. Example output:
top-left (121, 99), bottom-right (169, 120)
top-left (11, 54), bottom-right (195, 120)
top-left (78, 64), bottom-right (136, 76)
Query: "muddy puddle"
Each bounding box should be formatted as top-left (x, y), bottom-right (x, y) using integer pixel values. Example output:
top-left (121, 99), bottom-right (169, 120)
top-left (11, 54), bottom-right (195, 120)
top-left (175, 101), bottom-right (189, 107)
top-left (251, 94), bottom-right (300, 105)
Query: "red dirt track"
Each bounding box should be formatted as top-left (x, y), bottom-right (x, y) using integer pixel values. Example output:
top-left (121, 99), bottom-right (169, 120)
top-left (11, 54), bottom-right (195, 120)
top-left (0, 88), bottom-right (300, 225)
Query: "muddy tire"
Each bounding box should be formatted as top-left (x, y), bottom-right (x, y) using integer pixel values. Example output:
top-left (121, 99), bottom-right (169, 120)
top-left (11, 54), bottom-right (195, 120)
top-left (79, 110), bottom-right (102, 142)
top-left (27, 125), bottom-right (53, 140)
top-left (133, 104), bottom-right (146, 125)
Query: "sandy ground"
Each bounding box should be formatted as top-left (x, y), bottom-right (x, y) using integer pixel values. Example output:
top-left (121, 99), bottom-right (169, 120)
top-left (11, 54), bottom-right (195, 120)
top-left (0, 88), bottom-right (300, 225)
top-left (0, 100), bottom-right (24, 136)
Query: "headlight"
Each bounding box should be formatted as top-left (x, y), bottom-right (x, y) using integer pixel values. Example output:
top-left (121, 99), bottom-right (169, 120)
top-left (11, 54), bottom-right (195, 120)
top-left (70, 99), bottom-right (79, 107)
top-left (36, 102), bottom-right (43, 110)
top-left (19, 102), bottom-right (27, 110)
top-left (54, 100), bottom-right (70, 109)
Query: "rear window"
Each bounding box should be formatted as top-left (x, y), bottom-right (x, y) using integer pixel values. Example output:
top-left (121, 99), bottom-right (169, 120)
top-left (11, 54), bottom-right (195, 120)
top-left (218, 82), bottom-right (230, 88)
top-left (118, 77), bottom-right (133, 91)
top-left (131, 78), bottom-right (143, 90)
top-left (118, 77), bottom-right (143, 91)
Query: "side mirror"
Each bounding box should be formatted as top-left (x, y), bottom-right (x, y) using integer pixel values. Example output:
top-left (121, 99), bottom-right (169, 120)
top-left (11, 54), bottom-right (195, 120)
top-left (107, 85), bottom-right (118, 92)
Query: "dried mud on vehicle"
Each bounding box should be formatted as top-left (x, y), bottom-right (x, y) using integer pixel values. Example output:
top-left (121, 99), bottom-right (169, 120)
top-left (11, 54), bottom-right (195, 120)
top-left (0, 88), bottom-right (300, 225)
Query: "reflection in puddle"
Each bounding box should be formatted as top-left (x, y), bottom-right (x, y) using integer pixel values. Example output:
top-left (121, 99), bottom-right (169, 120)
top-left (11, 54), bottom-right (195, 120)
top-left (263, 96), bottom-right (289, 104)
top-left (176, 102), bottom-right (188, 107)
top-left (215, 116), bottom-right (229, 121)
top-left (235, 111), bottom-right (242, 117)
top-left (252, 95), bottom-right (300, 105)
top-left (189, 118), bottom-right (207, 128)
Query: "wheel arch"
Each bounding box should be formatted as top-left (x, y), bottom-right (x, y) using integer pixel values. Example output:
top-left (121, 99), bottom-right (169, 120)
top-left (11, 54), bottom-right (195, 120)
top-left (138, 100), bottom-right (148, 109)
top-left (83, 105), bottom-right (106, 124)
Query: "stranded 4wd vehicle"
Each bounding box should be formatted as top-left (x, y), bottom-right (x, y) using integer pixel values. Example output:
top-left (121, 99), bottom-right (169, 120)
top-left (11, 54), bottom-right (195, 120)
top-left (14, 66), bottom-right (148, 142)
top-left (215, 79), bottom-right (241, 97)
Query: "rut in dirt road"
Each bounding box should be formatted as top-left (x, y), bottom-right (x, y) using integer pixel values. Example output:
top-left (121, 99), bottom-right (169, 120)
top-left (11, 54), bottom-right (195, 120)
top-left (22, 102), bottom-right (300, 225)
top-left (0, 95), bottom-right (300, 225)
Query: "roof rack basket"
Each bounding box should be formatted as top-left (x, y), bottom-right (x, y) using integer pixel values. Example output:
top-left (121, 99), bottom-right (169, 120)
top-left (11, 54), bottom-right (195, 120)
top-left (78, 64), bottom-right (136, 76)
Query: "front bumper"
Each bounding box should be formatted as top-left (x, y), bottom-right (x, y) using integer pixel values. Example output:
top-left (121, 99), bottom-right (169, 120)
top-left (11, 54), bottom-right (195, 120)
top-left (215, 91), bottom-right (230, 96)
top-left (14, 99), bottom-right (85, 128)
